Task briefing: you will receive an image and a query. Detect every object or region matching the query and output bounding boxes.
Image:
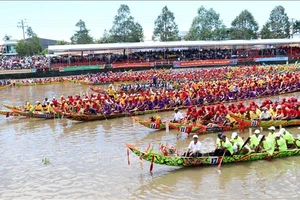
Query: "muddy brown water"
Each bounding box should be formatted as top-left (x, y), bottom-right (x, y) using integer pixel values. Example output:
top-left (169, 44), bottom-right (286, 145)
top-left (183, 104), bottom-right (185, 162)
top-left (1, 83), bottom-right (300, 199)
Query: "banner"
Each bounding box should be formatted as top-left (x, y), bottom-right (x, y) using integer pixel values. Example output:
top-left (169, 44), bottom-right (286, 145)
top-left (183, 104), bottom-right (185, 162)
top-left (178, 59), bottom-right (237, 67)
top-left (62, 65), bottom-right (101, 72)
top-left (112, 62), bottom-right (154, 69)
top-left (254, 57), bottom-right (288, 62)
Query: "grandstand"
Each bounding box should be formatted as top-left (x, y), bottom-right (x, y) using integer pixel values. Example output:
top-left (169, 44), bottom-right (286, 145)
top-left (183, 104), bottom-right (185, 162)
top-left (48, 38), bottom-right (300, 70)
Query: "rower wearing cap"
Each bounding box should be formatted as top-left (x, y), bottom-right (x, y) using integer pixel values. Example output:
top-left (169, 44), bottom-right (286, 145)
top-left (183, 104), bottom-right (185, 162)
top-left (172, 107), bottom-right (184, 123)
top-left (214, 133), bottom-right (229, 156)
top-left (35, 101), bottom-right (43, 112)
top-left (230, 132), bottom-right (244, 144)
top-left (258, 134), bottom-right (275, 156)
top-left (183, 135), bottom-right (202, 157)
top-left (274, 132), bottom-right (287, 152)
top-left (280, 128), bottom-right (296, 149)
top-left (267, 126), bottom-right (276, 143)
top-left (250, 129), bottom-right (260, 149)
top-left (218, 134), bottom-right (234, 156)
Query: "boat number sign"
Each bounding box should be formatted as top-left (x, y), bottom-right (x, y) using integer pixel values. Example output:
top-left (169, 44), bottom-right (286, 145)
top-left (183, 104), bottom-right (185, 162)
top-left (251, 120), bottom-right (259, 127)
top-left (180, 126), bottom-right (187, 133)
top-left (150, 123), bottom-right (157, 129)
top-left (210, 157), bottom-right (219, 165)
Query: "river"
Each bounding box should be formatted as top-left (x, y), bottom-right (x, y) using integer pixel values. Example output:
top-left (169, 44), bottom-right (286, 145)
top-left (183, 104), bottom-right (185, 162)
top-left (0, 83), bottom-right (300, 199)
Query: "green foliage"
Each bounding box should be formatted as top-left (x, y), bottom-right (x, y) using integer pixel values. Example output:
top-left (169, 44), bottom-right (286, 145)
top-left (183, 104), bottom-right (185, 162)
top-left (15, 36), bottom-right (42, 56)
top-left (41, 48), bottom-right (48, 55)
top-left (96, 30), bottom-right (115, 44)
top-left (261, 5), bottom-right (290, 39)
top-left (104, 4), bottom-right (144, 43)
top-left (229, 10), bottom-right (259, 40)
top-left (56, 40), bottom-right (70, 45)
top-left (153, 6), bottom-right (179, 41)
top-left (70, 19), bottom-right (94, 44)
top-left (3, 34), bottom-right (11, 41)
top-left (26, 27), bottom-right (37, 38)
top-left (185, 6), bottom-right (226, 41)
top-left (294, 20), bottom-right (300, 34)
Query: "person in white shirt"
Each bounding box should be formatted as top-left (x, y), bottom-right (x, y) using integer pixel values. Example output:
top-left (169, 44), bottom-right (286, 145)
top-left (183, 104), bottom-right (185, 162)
top-left (260, 107), bottom-right (271, 121)
top-left (184, 135), bottom-right (202, 157)
top-left (172, 107), bottom-right (184, 123)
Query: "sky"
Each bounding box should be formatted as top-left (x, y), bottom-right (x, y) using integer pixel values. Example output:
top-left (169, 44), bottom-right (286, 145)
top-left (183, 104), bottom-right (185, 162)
top-left (0, 1), bottom-right (299, 43)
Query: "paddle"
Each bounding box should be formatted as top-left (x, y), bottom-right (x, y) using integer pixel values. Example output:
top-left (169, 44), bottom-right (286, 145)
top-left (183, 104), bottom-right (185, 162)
top-left (149, 154), bottom-right (155, 173)
top-left (237, 137), bottom-right (250, 154)
top-left (217, 150), bottom-right (226, 172)
top-left (255, 135), bottom-right (265, 153)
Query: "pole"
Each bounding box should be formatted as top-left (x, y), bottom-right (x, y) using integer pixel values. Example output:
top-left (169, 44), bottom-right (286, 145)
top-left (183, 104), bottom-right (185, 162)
top-left (17, 19), bottom-right (28, 40)
top-left (291, 18), bottom-right (294, 39)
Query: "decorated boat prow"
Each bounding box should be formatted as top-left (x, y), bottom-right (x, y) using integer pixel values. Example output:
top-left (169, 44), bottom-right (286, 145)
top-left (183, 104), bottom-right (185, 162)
top-left (131, 116), bottom-right (167, 130)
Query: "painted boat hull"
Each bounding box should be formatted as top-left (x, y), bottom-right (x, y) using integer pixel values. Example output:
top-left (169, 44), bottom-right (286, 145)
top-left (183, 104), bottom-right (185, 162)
top-left (168, 121), bottom-right (239, 135)
top-left (12, 109), bottom-right (63, 119)
top-left (126, 143), bottom-right (300, 167)
top-left (230, 114), bottom-right (300, 128)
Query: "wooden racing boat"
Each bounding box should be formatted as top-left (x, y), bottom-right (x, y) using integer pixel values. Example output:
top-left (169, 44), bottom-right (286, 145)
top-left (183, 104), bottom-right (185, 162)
top-left (126, 143), bottom-right (300, 167)
top-left (11, 109), bottom-right (63, 119)
top-left (167, 121), bottom-right (239, 135)
top-left (0, 84), bottom-right (12, 90)
top-left (68, 112), bottom-right (126, 121)
top-left (131, 116), bottom-right (167, 130)
top-left (230, 114), bottom-right (300, 128)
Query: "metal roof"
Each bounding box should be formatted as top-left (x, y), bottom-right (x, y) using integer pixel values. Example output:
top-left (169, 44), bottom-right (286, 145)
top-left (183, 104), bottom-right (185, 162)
top-left (48, 38), bottom-right (300, 53)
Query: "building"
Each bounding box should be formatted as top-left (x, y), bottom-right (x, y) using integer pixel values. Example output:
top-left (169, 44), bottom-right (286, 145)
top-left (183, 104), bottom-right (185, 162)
top-left (25, 37), bottom-right (58, 50)
top-left (0, 40), bottom-right (18, 56)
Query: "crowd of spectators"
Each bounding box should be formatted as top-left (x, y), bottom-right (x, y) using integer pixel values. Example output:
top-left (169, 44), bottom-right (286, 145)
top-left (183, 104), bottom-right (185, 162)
top-left (0, 56), bottom-right (49, 70)
top-left (50, 46), bottom-right (300, 68)
top-left (1, 46), bottom-right (299, 70)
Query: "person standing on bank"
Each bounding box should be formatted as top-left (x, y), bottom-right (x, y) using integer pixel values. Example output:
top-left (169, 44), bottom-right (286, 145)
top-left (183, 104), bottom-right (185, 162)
top-left (184, 135), bottom-right (202, 157)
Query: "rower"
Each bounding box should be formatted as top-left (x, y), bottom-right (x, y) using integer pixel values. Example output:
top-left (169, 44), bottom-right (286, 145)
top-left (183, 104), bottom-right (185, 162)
top-left (250, 129), bottom-right (260, 149)
top-left (258, 134), bottom-right (275, 156)
top-left (35, 101), bottom-right (43, 112)
top-left (295, 133), bottom-right (300, 148)
top-left (260, 107), bottom-right (271, 121)
top-left (218, 134), bottom-right (234, 156)
top-left (280, 128), bottom-right (296, 149)
top-left (274, 132), bottom-right (287, 152)
top-left (267, 126), bottom-right (276, 143)
top-left (183, 135), bottom-right (202, 157)
top-left (172, 107), bottom-right (184, 123)
top-left (230, 132), bottom-right (244, 144)
top-left (214, 132), bottom-right (228, 156)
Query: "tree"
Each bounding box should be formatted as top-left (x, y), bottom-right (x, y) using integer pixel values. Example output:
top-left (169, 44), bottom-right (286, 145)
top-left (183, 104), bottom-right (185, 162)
top-left (96, 30), bottom-right (114, 44)
top-left (294, 20), bottom-right (300, 34)
top-left (26, 27), bottom-right (37, 38)
top-left (229, 10), bottom-right (259, 40)
top-left (261, 5), bottom-right (290, 39)
top-left (15, 36), bottom-right (42, 56)
top-left (70, 19), bottom-right (94, 44)
top-left (185, 6), bottom-right (227, 41)
top-left (3, 34), bottom-right (11, 41)
top-left (107, 4), bottom-right (144, 43)
top-left (56, 40), bottom-right (70, 45)
top-left (153, 6), bottom-right (179, 41)
top-left (260, 23), bottom-right (272, 39)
